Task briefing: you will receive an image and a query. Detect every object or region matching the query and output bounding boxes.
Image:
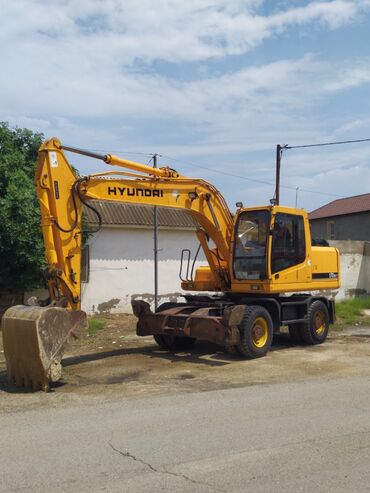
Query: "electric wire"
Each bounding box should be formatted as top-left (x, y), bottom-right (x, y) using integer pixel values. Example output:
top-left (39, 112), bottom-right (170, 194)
top-left (66, 137), bottom-right (370, 200)
top-left (285, 137), bottom-right (370, 150)
top-left (160, 154), bottom-right (345, 198)
top-left (86, 148), bottom-right (153, 157)
top-left (62, 146), bottom-right (332, 196)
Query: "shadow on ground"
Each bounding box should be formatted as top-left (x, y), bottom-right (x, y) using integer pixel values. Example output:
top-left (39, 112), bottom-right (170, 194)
top-left (0, 333), bottom-right (297, 394)
top-left (63, 333), bottom-right (295, 368)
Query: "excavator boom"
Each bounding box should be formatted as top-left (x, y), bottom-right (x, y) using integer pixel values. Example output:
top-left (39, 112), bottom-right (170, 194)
top-left (36, 138), bottom-right (234, 309)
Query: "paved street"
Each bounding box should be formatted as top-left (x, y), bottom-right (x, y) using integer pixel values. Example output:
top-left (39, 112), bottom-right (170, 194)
top-left (1, 375), bottom-right (370, 492)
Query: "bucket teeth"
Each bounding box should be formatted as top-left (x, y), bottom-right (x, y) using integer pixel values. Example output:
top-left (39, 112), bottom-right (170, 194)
top-left (7, 368), bottom-right (53, 392)
top-left (2, 305), bottom-right (87, 392)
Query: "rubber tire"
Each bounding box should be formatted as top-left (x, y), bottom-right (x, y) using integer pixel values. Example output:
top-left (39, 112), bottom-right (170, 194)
top-left (288, 325), bottom-right (303, 344)
top-left (298, 300), bottom-right (329, 345)
top-left (236, 305), bottom-right (273, 359)
top-left (153, 303), bottom-right (196, 351)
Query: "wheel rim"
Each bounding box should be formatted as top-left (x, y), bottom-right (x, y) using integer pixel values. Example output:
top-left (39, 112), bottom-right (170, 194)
top-left (252, 317), bottom-right (269, 348)
top-left (314, 310), bottom-right (325, 335)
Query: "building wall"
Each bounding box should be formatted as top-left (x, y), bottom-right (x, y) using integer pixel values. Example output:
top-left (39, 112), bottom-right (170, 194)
top-left (321, 241), bottom-right (370, 300)
top-left (310, 211), bottom-right (370, 241)
top-left (3, 236), bottom-right (368, 318)
top-left (81, 226), bottom-right (208, 314)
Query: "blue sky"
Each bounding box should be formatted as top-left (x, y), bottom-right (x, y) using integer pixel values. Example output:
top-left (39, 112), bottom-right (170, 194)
top-left (1, 0), bottom-right (370, 212)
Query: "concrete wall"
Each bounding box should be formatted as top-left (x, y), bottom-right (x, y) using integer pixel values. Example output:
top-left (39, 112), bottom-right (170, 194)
top-left (310, 212), bottom-right (370, 241)
top-left (82, 230), bottom-right (369, 312)
top-left (327, 241), bottom-right (370, 300)
top-left (81, 226), bottom-right (208, 314)
top-left (3, 237), bottom-right (367, 317)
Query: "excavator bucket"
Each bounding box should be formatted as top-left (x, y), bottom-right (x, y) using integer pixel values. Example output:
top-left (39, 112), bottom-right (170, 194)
top-left (1, 305), bottom-right (87, 391)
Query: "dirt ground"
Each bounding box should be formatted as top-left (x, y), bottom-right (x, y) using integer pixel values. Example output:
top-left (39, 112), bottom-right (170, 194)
top-left (1, 314), bottom-right (370, 412)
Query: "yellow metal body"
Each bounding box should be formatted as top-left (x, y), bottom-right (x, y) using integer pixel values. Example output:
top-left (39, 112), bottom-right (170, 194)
top-left (36, 139), bottom-right (83, 309)
top-left (35, 138), bottom-right (340, 310)
top-left (228, 205), bottom-right (340, 294)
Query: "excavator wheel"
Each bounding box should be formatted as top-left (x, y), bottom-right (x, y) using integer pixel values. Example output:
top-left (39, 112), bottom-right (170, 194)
top-left (2, 305), bottom-right (87, 391)
top-left (297, 300), bottom-right (329, 345)
top-left (236, 305), bottom-right (273, 358)
top-left (153, 302), bottom-right (196, 351)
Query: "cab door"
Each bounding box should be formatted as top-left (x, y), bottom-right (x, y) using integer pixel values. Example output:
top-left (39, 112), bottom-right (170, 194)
top-left (233, 209), bottom-right (270, 281)
top-left (270, 212), bottom-right (310, 286)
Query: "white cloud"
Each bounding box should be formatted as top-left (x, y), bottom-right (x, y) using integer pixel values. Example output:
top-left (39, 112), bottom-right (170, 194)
top-left (1, 0), bottom-right (369, 65)
top-left (268, 0), bottom-right (364, 30)
top-left (2, 49), bottom-right (369, 123)
top-left (1, 0), bottom-right (369, 125)
top-left (334, 118), bottom-right (370, 135)
top-left (323, 64), bottom-right (370, 91)
top-left (1, 0), bottom-right (370, 210)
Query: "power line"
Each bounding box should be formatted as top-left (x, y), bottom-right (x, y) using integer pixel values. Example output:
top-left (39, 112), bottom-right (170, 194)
top-left (68, 146), bottom-right (347, 199)
top-left (161, 154), bottom-right (277, 185)
top-left (160, 154), bottom-right (345, 199)
top-left (277, 136), bottom-right (370, 200)
top-left (285, 137), bottom-right (370, 150)
top-left (82, 148), bottom-right (153, 157)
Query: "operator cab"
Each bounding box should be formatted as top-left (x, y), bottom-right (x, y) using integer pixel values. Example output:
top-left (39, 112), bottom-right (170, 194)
top-left (233, 206), bottom-right (306, 282)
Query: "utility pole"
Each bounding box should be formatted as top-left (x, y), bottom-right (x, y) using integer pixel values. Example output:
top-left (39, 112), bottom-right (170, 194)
top-left (275, 144), bottom-right (282, 205)
top-left (153, 154), bottom-right (159, 311)
top-left (275, 138), bottom-right (370, 207)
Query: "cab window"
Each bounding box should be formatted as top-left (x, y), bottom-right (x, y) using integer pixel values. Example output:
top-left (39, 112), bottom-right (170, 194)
top-left (271, 213), bottom-right (305, 273)
top-left (233, 210), bottom-right (269, 280)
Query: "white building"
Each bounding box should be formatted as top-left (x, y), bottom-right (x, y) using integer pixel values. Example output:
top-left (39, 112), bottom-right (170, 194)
top-left (81, 201), bottom-right (207, 314)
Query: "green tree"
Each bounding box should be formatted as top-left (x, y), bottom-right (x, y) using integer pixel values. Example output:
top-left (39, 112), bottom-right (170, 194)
top-left (0, 122), bottom-right (45, 292)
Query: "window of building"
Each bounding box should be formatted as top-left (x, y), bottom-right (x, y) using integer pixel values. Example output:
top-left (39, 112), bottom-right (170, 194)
top-left (326, 221), bottom-right (335, 240)
top-left (271, 213), bottom-right (305, 274)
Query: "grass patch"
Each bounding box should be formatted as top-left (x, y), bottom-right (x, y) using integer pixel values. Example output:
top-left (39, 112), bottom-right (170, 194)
top-left (88, 317), bottom-right (107, 335)
top-left (335, 297), bottom-right (370, 325)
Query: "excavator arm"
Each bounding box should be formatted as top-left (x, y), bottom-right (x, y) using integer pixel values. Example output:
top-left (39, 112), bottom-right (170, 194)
top-left (36, 138), bottom-right (234, 309)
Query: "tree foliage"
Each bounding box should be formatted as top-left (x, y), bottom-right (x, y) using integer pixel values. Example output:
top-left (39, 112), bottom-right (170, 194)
top-left (0, 122), bottom-right (45, 292)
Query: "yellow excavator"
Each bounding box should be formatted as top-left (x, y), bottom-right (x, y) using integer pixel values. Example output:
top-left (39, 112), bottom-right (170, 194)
top-left (2, 138), bottom-right (340, 390)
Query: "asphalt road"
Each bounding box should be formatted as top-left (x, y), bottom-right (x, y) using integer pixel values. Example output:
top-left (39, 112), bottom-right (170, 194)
top-left (1, 375), bottom-right (370, 492)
